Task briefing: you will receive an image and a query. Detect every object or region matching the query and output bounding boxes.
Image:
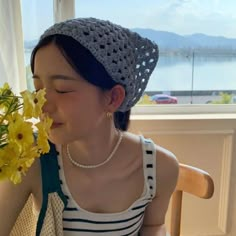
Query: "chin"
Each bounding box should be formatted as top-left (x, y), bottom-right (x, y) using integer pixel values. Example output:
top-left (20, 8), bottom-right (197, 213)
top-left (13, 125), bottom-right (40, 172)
top-left (48, 133), bottom-right (75, 146)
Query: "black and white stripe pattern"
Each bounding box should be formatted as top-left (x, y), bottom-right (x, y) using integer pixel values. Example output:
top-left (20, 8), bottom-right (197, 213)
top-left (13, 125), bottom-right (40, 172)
top-left (57, 136), bottom-right (156, 235)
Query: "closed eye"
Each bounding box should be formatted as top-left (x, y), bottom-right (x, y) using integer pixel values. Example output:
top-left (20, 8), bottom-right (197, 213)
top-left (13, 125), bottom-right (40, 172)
top-left (55, 90), bottom-right (73, 94)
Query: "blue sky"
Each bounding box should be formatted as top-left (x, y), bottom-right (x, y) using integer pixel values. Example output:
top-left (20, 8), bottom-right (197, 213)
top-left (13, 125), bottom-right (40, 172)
top-left (21, 0), bottom-right (236, 40)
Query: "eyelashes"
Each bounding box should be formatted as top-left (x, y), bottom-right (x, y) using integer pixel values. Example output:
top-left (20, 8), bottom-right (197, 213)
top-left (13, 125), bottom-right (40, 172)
top-left (55, 90), bottom-right (70, 94)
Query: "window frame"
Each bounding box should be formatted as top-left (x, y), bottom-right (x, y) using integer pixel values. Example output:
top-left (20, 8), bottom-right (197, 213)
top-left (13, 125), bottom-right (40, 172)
top-left (131, 104), bottom-right (236, 115)
top-left (55, 0), bottom-right (236, 116)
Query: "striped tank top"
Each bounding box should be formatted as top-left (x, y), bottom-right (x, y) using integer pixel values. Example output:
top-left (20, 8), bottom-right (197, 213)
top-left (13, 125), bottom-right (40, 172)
top-left (57, 136), bottom-right (156, 236)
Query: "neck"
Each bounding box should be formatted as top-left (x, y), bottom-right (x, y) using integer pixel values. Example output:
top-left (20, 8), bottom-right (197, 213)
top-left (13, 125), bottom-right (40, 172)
top-left (65, 128), bottom-right (122, 166)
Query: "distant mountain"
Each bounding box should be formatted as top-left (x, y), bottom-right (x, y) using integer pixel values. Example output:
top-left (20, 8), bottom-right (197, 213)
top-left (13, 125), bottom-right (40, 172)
top-left (24, 29), bottom-right (236, 53)
top-left (132, 28), bottom-right (236, 53)
top-left (185, 33), bottom-right (236, 49)
top-left (24, 39), bottom-right (38, 50)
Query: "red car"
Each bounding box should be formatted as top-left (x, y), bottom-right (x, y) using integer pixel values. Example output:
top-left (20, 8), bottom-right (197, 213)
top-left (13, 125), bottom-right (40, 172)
top-left (151, 94), bottom-right (178, 104)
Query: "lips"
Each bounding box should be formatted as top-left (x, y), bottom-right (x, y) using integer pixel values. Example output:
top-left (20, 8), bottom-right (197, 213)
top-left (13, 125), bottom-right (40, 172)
top-left (51, 122), bottom-right (63, 129)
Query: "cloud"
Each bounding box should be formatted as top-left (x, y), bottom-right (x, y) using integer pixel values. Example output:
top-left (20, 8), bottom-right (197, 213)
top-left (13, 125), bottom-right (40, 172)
top-left (138, 0), bottom-right (236, 38)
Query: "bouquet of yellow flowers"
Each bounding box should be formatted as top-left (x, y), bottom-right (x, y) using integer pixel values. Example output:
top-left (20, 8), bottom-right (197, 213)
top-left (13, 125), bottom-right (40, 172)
top-left (0, 83), bottom-right (52, 184)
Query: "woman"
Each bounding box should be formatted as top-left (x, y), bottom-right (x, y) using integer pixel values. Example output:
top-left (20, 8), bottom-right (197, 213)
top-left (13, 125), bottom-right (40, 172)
top-left (0, 18), bottom-right (179, 236)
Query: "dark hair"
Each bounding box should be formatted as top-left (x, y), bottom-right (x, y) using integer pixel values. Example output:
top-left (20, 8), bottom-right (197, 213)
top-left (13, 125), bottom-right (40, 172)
top-left (30, 35), bottom-right (130, 131)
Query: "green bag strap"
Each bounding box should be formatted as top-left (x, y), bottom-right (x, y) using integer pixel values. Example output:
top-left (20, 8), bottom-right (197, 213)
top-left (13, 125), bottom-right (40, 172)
top-left (36, 142), bottom-right (67, 235)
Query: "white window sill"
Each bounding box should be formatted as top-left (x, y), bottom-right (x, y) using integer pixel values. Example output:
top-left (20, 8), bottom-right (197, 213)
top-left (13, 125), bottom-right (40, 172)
top-left (131, 113), bottom-right (236, 121)
top-left (131, 104), bottom-right (236, 120)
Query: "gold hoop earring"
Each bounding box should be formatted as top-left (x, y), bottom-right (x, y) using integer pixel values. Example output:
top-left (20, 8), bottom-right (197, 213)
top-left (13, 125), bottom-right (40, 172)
top-left (106, 112), bottom-right (112, 119)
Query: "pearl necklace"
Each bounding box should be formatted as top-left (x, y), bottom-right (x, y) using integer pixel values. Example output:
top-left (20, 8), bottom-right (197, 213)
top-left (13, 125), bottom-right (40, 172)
top-left (66, 131), bottom-right (123, 169)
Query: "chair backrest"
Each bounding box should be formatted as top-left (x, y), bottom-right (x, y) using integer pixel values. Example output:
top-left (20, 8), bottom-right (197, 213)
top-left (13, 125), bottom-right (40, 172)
top-left (170, 163), bottom-right (214, 236)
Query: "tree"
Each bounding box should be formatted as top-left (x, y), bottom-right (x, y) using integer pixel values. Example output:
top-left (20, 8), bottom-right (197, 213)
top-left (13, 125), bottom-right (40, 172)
top-left (211, 92), bottom-right (232, 104)
top-left (137, 94), bottom-right (156, 105)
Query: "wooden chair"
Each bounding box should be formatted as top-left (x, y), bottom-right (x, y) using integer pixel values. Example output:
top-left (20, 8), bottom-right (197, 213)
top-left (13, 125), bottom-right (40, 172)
top-left (170, 163), bottom-right (214, 236)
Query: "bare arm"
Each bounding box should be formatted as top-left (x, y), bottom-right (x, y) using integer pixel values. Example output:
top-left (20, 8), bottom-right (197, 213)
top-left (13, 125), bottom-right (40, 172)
top-left (140, 146), bottom-right (179, 236)
top-left (0, 159), bottom-right (40, 236)
top-left (140, 224), bottom-right (166, 236)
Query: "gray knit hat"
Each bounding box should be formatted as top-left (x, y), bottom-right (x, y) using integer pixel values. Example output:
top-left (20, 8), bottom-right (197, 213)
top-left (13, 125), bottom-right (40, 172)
top-left (41, 18), bottom-right (159, 112)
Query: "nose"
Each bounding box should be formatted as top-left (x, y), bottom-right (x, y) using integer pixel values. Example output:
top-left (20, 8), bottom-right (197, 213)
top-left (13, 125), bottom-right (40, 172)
top-left (42, 90), bottom-right (56, 114)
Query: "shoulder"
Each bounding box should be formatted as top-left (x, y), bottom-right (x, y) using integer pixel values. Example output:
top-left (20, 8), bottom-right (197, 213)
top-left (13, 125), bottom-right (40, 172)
top-left (139, 138), bottom-right (179, 227)
top-left (154, 144), bottom-right (179, 196)
top-left (121, 132), bottom-right (179, 188)
top-left (123, 132), bottom-right (179, 186)
top-left (126, 132), bottom-right (179, 196)
top-left (140, 136), bottom-right (179, 196)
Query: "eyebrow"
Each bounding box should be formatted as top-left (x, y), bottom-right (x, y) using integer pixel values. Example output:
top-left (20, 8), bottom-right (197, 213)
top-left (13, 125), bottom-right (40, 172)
top-left (32, 74), bottom-right (77, 81)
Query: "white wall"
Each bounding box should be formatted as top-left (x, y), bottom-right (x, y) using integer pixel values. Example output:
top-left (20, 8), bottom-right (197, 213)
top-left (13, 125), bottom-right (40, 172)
top-left (129, 115), bottom-right (236, 236)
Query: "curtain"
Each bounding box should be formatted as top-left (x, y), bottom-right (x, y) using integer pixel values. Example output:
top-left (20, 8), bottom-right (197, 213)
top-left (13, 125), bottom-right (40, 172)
top-left (54, 0), bottom-right (75, 23)
top-left (0, 0), bottom-right (26, 93)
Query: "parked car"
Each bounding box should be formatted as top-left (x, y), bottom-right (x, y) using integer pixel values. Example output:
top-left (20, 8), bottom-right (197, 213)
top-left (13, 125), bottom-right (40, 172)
top-left (151, 94), bottom-right (178, 104)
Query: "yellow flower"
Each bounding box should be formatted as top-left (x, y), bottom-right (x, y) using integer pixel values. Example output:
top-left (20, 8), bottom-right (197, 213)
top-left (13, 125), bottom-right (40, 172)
top-left (0, 83), bottom-right (51, 184)
top-left (0, 143), bottom-right (38, 184)
top-left (7, 159), bottom-right (23, 184)
top-left (9, 171), bottom-right (22, 184)
top-left (35, 116), bottom-right (52, 154)
top-left (0, 83), bottom-right (13, 96)
top-left (41, 115), bottom-right (53, 134)
top-left (21, 147), bottom-right (39, 166)
top-left (10, 148), bottom-right (38, 184)
top-left (0, 83), bottom-right (19, 111)
top-left (0, 143), bottom-right (21, 182)
top-left (17, 144), bottom-right (39, 167)
top-left (7, 112), bottom-right (34, 149)
top-left (21, 89), bottom-right (46, 118)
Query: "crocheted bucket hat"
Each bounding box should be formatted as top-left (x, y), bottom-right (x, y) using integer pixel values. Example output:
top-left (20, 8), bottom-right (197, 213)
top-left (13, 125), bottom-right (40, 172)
top-left (40, 18), bottom-right (159, 112)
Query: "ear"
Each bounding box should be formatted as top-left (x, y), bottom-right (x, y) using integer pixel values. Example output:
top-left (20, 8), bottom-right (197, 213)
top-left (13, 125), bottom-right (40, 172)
top-left (105, 85), bottom-right (126, 112)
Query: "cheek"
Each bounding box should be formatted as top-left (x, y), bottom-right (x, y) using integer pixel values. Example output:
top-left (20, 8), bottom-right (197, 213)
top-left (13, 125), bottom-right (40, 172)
top-left (58, 102), bottom-right (75, 116)
top-left (57, 92), bottom-right (106, 121)
top-left (57, 98), bottom-right (82, 121)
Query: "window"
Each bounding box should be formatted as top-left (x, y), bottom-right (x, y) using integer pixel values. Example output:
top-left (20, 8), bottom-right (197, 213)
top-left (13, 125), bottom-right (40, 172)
top-left (19, 0), bottom-right (236, 114)
top-left (75, 0), bottom-right (236, 107)
top-left (21, 0), bottom-right (54, 91)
